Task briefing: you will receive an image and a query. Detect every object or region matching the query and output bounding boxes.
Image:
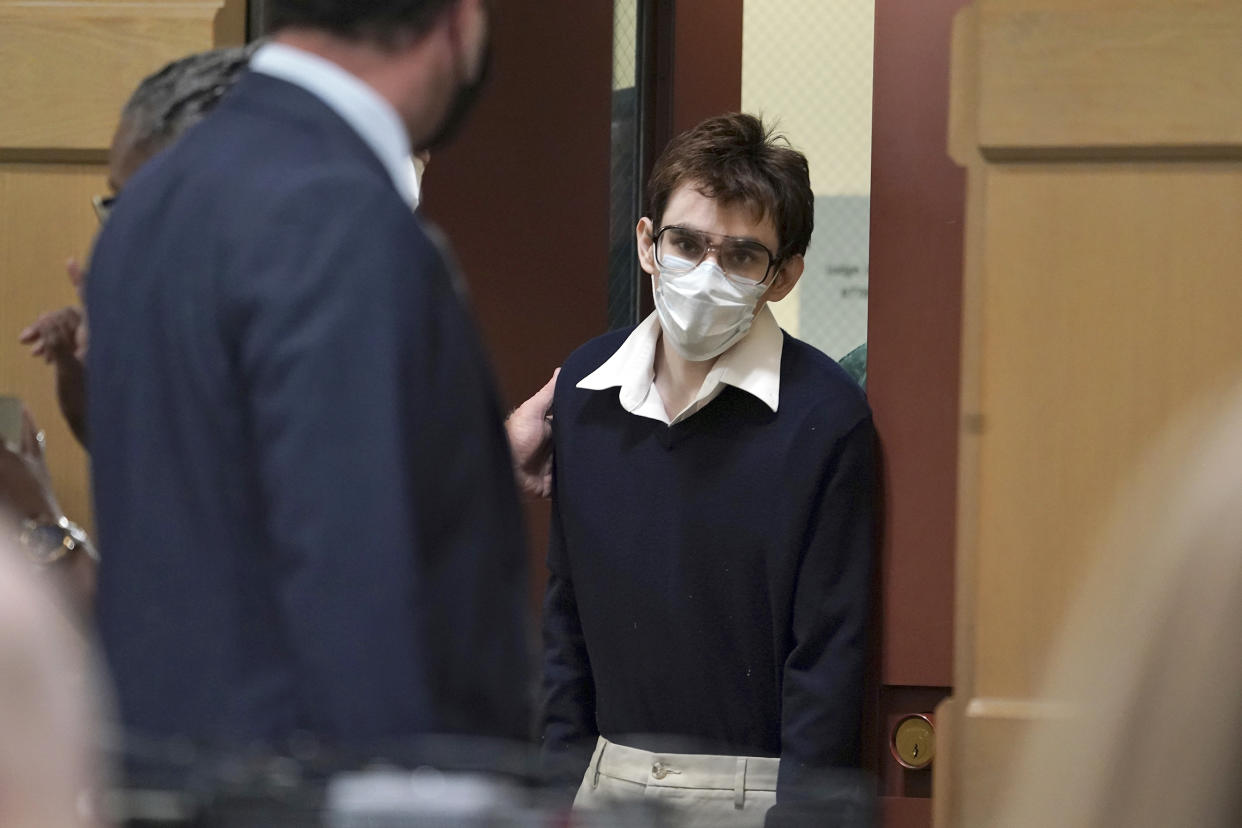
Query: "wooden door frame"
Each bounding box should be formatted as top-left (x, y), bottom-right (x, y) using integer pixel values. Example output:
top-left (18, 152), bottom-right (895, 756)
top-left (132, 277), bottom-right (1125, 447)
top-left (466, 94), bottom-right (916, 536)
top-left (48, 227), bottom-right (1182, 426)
top-left (868, 0), bottom-right (968, 824)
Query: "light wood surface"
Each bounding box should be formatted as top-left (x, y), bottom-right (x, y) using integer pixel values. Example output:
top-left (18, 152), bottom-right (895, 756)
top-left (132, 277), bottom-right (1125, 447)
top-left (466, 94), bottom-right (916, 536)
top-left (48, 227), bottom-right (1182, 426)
top-left (973, 161), bottom-right (1242, 695)
top-left (975, 4), bottom-right (1242, 158)
top-left (0, 0), bottom-right (244, 532)
top-left (0, 2), bottom-right (238, 152)
top-left (941, 1), bottom-right (1242, 825)
top-left (1, 163), bottom-right (105, 531)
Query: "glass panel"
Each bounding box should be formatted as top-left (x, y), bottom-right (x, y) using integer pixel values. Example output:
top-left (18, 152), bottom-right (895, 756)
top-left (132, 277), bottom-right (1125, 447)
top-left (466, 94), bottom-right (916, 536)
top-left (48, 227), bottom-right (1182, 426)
top-left (742, 0), bottom-right (874, 384)
top-left (609, 0), bottom-right (641, 329)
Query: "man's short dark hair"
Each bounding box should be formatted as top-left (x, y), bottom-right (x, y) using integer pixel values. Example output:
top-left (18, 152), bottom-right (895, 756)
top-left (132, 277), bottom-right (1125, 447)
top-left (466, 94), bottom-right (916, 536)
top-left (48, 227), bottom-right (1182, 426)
top-left (265, 0), bottom-right (458, 41)
top-left (647, 113), bottom-right (814, 261)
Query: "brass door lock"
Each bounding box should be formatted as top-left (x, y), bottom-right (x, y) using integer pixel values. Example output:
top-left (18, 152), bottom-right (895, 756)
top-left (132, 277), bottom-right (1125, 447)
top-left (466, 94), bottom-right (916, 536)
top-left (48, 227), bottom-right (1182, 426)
top-left (890, 713), bottom-right (935, 770)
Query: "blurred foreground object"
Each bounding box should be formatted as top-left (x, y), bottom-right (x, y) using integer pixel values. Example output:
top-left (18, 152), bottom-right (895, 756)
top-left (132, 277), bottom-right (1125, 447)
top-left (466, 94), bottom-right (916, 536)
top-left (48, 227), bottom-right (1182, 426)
top-left (992, 382), bottom-right (1242, 827)
top-left (0, 530), bottom-right (106, 827)
top-left (0, 402), bottom-right (97, 621)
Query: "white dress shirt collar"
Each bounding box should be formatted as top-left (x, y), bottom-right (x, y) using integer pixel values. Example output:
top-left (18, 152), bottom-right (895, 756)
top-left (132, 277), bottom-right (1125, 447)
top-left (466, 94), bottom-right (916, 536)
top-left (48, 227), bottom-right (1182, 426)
top-left (578, 305), bottom-right (783, 425)
top-left (250, 42), bottom-right (421, 208)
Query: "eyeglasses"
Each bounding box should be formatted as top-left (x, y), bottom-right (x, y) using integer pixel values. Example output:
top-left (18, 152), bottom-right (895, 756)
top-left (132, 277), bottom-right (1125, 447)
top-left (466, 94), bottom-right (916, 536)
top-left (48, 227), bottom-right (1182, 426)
top-left (92, 194), bottom-right (116, 224)
top-left (653, 225), bottom-right (780, 286)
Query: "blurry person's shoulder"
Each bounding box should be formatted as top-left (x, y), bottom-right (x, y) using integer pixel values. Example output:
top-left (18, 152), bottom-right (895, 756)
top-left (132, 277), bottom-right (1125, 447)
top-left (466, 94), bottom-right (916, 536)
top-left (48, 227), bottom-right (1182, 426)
top-left (779, 332), bottom-right (872, 430)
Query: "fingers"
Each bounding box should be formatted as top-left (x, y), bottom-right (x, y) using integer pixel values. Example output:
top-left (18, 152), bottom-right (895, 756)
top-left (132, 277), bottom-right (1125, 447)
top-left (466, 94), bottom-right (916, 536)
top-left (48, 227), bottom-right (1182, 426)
top-left (52, 306), bottom-right (82, 328)
top-left (20, 308), bottom-right (84, 362)
top-left (66, 257), bottom-right (85, 293)
top-left (74, 320), bottom-right (89, 361)
top-left (20, 313), bottom-right (53, 347)
top-left (31, 324), bottom-right (58, 362)
top-left (531, 367), bottom-right (560, 416)
top-left (538, 459), bottom-right (554, 498)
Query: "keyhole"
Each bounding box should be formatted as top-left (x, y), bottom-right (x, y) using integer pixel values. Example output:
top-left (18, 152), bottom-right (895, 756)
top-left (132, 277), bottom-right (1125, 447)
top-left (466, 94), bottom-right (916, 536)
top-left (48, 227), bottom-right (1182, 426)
top-left (912, 743), bottom-right (919, 758)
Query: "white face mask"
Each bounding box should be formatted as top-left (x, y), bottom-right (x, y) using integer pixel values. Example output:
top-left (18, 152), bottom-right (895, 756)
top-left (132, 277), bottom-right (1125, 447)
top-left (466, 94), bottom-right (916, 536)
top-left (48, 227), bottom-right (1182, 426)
top-left (652, 255), bottom-right (768, 362)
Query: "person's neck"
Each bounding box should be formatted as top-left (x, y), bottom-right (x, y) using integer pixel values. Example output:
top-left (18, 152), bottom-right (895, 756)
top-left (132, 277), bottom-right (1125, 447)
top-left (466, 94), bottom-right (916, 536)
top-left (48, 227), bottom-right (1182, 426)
top-left (271, 30), bottom-right (441, 144)
top-left (653, 333), bottom-right (717, 421)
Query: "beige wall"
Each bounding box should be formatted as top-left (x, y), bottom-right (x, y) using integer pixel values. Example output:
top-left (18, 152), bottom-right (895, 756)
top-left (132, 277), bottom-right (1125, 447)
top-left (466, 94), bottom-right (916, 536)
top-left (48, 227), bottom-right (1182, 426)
top-left (613, 0), bottom-right (638, 89)
top-left (742, 0), bottom-right (874, 338)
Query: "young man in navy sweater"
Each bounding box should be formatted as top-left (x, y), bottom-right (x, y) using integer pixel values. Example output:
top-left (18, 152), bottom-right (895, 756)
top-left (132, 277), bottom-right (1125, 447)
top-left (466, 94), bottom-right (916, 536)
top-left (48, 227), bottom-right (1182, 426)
top-left (541, 113), bottom-right (877, 826)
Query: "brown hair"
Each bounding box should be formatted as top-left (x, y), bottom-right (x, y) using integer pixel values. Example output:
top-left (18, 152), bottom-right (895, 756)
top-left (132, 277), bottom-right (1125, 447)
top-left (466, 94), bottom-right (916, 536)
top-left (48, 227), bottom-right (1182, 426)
top-left (646, 113), bottom-right (814, 261)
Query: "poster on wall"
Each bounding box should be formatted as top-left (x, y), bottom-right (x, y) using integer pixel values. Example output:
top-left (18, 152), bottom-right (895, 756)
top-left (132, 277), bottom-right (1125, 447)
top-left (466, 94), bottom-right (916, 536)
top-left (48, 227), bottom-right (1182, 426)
top-left (799, 194), bottom-right (870, 361)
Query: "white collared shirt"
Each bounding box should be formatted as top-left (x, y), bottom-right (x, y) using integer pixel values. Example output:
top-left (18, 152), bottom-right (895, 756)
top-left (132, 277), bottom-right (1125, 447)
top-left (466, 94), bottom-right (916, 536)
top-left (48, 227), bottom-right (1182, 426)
top-left (250, 42), bottom-right (421, 209)
top-left (577, 305), bottom-right (783, 425)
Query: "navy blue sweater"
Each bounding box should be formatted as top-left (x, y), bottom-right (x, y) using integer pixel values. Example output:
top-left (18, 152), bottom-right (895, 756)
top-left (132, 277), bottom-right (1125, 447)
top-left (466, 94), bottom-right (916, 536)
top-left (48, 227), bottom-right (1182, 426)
top-left (541, 327), bottom-right (876, 803)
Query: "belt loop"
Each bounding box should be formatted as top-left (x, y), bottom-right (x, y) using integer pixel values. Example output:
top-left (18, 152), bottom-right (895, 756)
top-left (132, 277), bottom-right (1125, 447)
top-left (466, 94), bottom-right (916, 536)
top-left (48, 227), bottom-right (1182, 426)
top-left (592, 739), bottom-right (608, 789)
top-left (733, 757), bottom-right (747, 809)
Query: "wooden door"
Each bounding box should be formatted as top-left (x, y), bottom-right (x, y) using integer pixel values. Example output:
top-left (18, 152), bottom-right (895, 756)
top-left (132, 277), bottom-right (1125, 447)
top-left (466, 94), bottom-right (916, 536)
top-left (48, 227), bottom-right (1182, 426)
top-left (938, 1), bottom-right (1242, 824)
top-left (0, 0), bottom-right (245, 531)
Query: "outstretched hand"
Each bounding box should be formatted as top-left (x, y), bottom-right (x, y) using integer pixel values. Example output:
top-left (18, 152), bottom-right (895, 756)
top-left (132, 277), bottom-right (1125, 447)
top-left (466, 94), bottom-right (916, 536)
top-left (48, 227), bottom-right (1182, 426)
top-left (507, 369), bottom-right (559, 499)
top-left (18, 306), bottom-right (85, 365)
top-left (18, 258), bottom-right (89, 364)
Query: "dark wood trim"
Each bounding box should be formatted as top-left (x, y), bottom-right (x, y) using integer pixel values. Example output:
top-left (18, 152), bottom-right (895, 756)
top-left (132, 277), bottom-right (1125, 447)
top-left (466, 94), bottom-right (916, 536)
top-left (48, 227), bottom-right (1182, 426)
top-left (868, 0), bottom-right (969, 823)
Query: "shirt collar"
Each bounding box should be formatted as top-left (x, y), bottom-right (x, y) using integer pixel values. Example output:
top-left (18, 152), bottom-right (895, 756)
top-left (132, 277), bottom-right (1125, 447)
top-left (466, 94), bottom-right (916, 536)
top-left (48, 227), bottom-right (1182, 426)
top-left (250, 43), bottom-right (421, 208)
top-left (578, 304), bottom-right (783, 423)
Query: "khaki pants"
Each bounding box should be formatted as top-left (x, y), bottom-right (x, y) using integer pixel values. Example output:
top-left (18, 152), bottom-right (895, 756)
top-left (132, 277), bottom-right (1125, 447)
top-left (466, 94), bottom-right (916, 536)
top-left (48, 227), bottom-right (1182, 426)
top-left (574, 737), bottom-right (779, 828)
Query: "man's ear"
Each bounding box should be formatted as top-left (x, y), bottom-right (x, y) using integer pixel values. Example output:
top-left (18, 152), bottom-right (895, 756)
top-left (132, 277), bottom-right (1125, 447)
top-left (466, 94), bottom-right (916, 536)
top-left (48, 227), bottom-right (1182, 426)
top-left (442, 0), bottom-right (489, 78)
top-left (763, 254), bottom-right (805, 302)
top-left (636, 217), bottom-right (657, 276)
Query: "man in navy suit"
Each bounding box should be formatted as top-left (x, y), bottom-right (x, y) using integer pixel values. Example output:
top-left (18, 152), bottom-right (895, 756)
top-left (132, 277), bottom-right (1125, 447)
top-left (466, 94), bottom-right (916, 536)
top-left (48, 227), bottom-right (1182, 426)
top-left (86, 0), bottom-right (533, 773)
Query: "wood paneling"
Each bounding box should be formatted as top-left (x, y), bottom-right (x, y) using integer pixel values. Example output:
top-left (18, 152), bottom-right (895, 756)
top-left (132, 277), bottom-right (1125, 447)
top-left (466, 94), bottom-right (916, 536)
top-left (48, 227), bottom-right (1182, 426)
top-left (0, 1), bottom-right (242, 152)
top-left (870, 0), bottom-right (967, 692)
top-left (668, 0), bottom-right (743, 137)
top-left (882, 796), bottom-right (932, 825)
top-left (975, 5), bottom-right (1242, 158)
top-left (0, 164), bottom-right (101, 531)
top-left (972, 162), bottom-right (1242, 697)
top-left (0, 0), bottom-right (245, 532)
top-left (943, 1), bottom-right (1242, 825)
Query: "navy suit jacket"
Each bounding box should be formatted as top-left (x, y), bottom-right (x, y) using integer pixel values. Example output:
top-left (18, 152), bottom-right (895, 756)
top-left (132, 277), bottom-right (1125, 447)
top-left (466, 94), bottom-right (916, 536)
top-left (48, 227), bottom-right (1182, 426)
top-left (86, 72), bottom-right (533, 764)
